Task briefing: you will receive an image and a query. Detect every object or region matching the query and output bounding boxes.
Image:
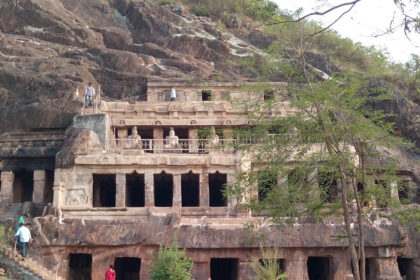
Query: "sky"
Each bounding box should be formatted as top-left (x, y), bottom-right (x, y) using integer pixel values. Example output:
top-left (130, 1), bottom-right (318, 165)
top-left (274, 0), bottom-right (420, 63)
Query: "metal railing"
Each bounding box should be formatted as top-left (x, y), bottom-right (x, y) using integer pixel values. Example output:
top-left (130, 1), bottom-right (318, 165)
top-left (105, 138), bottom-right (237, 154)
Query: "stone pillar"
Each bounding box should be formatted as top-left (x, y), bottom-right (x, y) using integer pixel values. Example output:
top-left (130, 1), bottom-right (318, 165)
top-left (189, 128), bottom-right (198, 153)
top-left (52, 182), bottom-right (65, 208)
top-left (140, 258), bottom-right (152, 280)
top-left (238, 261), bottom-right (255, 280)
top-left (390, 181), bottom-right (399, 201)
top-left (153, 127), bottom-right (164, 153)
top-left (333, 258), bottom-right (354, 280)
top-left (200, 173), bottom-right (209, 207)
top-left (227, 174), bottom-right (237, 216)
top-left (192, 261), bottom-right (210, 280)
top-left (116, 173), bottom-right (126, 207)
top-left (33, 170), bottom-right (47, 203)
top-left (173, 174), bottom-right (182, 207)
top-left (375, 257), bottom-right (403, 280)
top-left (284, 257), bottom-right (309, 280)
top-left (308, 171), bottom-right (320, 201)
top-left (0, 171), bottom-right (14, 204)
top-left (145, 173), bottom-right (154, 207)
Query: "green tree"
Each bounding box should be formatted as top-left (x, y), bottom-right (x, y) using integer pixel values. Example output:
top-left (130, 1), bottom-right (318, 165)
top-left (149, 236), bottom-right (193, 280)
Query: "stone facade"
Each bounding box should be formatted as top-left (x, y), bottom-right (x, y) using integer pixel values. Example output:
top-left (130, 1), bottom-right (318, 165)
top-left (1, 83), bottom-right (419, 280)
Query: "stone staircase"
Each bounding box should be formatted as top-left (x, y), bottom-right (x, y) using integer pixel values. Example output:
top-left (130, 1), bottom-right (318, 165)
top-left (2, 203), bottom-right (23, 219)
top-left (3, 246), bottom-right (63, 280)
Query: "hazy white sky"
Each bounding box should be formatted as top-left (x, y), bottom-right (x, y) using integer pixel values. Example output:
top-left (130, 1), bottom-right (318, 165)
top-left (274, 0), bottom-right (420, 63)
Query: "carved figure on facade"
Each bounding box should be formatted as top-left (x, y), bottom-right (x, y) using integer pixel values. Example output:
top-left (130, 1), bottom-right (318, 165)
top-left (208, 126), bottom-right (220, 149)
top-left (125, 126), bottom-right (142, 149)
top-left (164, 127), bottom-right (181, 152)
top-left (65, 187), bottom-right (89, 206)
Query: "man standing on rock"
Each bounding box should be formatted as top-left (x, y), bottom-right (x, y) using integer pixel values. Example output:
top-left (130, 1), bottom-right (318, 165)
top-left (85, 82), bottom-right (96, 107)
top-left (14, 223), bottom-right (32, 259)
top-left (170, 87), bottom-right (176, 101)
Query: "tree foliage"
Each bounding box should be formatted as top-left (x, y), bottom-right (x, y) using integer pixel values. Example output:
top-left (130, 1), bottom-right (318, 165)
top-left (149, 236), bottom-right (193, 280)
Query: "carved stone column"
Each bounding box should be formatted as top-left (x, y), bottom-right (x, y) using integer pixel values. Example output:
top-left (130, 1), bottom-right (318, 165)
top-left (115, 173), bottom-right (126, 207)
top-left (33, 170), bottom-right (46, 203)
top-left (390, 181), bottom-right (399, 201)
top-left (191, 261), bottom-right (210, 280)
top-left (375, 257), bottom-right (403, 280)
top-left (238, 261), bottom-right (255, 280)
top-left (227, 173), bottom-right (237, 216)
top-left (153, 127), bottom-right (164, 153)
top-left (173, 174), bottom-right (182, 207)
top-left (145, 173), bottom-right (154, 207)
top-left (189, 128), bottom-right (198, 153)
top-left (284, 257), bottom-right (309, 280)
top-left (52, 182), bottom-right (65, 208)
top-left (0, 171), bottom-right (14, 204)
top-left (333, 257), bottom-right (354, 280)
top-left (200, 173), bottom-right (209, 207)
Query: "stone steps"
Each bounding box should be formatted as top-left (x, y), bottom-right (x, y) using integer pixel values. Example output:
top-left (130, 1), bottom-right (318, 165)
top-left (3, 203), bottom-right (23, 219)
top-left (4, 247), bottom-right (64, 280)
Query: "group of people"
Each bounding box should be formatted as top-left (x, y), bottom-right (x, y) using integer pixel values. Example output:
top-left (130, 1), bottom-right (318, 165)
top-left (13, 216), bottom-right (32, 260)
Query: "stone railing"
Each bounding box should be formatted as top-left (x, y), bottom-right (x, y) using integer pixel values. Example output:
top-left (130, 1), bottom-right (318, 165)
top-left (105, 138), bottom-right (237, 154)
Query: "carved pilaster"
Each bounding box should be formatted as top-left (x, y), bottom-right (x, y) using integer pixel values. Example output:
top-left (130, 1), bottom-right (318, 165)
top-left (116, 173), bottom-right (126, 207)
top-left (145, 173), bottom-right (154, 207)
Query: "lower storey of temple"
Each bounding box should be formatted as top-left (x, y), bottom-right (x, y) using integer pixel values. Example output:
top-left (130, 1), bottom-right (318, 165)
top-left (38, 245), bottom-right (418, 280)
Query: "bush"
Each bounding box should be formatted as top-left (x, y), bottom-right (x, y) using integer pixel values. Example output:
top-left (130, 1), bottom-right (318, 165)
top-left (149, 236), bottom-right (193, 280)
top-left (0, 224), bottom-right (13, 254)
top-left (252, 248), bottom-right (287, 280)
top-left (193, 4), bottom-right (210, 17)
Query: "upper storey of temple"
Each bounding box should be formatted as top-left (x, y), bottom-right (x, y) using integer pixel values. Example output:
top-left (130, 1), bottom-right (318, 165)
top-left (93, 82), bottom-right (295, 128)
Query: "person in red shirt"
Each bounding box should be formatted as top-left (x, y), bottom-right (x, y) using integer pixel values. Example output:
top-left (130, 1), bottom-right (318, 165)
top-left (105, 264), bottom-right (116, 280)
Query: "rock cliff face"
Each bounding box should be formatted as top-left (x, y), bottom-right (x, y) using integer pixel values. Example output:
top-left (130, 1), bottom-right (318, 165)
top-left (0, 0), bottom-right (262, 133)
top-left (0, 0), bottom-right (418, 147)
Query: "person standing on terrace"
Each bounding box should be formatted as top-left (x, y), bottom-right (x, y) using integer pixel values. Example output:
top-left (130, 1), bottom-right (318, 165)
top-left (85, 82), bottom-right (96, 107)
top-left (170, 87), bottom-right (176, 101)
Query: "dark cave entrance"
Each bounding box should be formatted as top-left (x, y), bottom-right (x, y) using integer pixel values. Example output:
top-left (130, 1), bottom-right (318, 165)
top-left (307, 257), bottom-right (332, 280)
top-left (210, 258), bottom-right (238, 280)
top-left (154, 172), bottom-right (173, 207)
top-left (115, 257), bottom-right (141, 280)
top-left (93, 174), bottom-right (116, 207)
top-left (126, 173), bottom-right (145, 207)
top-left (209, 172), bottom-right (227, 207)
top-left (398, 258), bottom-right (414, 280)
top-left (13, 170), bottom-right (33, 203)
top-left (68, 253), bottom-right (92, 280)
top-left (181, 172), bottom-right (200, 207)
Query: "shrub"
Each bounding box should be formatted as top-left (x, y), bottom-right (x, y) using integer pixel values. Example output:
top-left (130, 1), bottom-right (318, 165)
top-left (193, 4), bottom-right (210, 17)
top-left (149, 236), bottom-right (193, 280)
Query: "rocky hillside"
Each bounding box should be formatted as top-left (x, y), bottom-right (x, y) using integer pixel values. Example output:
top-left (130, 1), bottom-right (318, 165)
top-left (0, 0), bottom-right (418, 147)
top-left (0, 0), bottom-right (269, 132)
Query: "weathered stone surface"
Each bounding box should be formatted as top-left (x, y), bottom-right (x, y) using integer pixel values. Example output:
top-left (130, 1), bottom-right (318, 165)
top-left (55, 127), bottom-right (101, 168)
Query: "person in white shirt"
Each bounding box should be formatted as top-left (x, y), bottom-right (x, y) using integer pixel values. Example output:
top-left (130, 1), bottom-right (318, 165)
top-left (14, 223), bottom-right (32, 259)
top-left (170, 87), bottom-right (176, 101)
top-left (85, 82), bottom-right (96, 107)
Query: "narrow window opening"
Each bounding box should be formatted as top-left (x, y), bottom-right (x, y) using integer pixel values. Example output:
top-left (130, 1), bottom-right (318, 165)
top-left (115, 257), bottom-right (141, 280)
top-left (202, 90), bottom-right (212, 101)
top-left (210, 258), bottom-right (238, 280)
top-left (154, 172), bottom-right (173, 207)
top-left (397, 258), bottom-right (414, 280)
top-left (318, 171), bottom-right (338, 203)
top-left (307, 257), bottom-right (332, 280)
top-left (209, 172), bottom-right (227, 207)
top-left (13, 170), bottom-right (34, 203)
top-left (375, 180), bottom-right (390, 207)
top-left (181, 172), bottom-right (199, 207)
top-left (93, 174), bottom-right (116, 207)
top-left (398, 180), bottom-right (410, 204)
top-left (126, 173), bottom-right (145, 207)
top-left (257, 169), bottom-right (277, 202)
top-left (68, 253), bottom-right (92, 280)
